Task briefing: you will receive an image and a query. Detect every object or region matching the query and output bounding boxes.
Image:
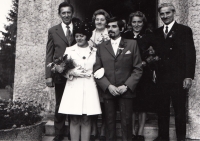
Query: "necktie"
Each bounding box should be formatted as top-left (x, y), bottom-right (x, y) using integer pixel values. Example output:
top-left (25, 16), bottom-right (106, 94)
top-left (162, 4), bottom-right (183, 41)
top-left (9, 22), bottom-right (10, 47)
top-left (165, 26), bottom-right (168, 34)
top-left (66, 25), bottom-right (72, 45)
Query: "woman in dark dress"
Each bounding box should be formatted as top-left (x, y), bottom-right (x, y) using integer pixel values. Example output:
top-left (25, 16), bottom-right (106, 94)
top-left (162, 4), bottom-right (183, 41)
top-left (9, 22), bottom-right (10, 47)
top-left (123, 11), bottom-right (157, 141)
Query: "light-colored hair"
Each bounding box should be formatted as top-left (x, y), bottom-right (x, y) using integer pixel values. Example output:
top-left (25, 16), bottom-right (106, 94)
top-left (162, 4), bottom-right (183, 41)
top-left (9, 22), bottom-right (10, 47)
top-left (158, 3), bottom-right (176, 13)
top-left (92, 9), bottom-right (110, 23)
top-left (128, 11), bottom-right (147, 26)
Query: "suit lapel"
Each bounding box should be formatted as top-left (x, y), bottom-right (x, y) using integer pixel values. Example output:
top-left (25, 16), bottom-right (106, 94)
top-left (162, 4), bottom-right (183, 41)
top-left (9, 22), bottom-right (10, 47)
top-left (166, 22), bottom-right (178, 39)
top-left (117, 38), bottom-right (127, 59)
top-left (158, 26), bottom-right (166, 39)
top-left (55, 23), bottom-right (68, 44)
top-left (105, 41), bottom-right (115, 58)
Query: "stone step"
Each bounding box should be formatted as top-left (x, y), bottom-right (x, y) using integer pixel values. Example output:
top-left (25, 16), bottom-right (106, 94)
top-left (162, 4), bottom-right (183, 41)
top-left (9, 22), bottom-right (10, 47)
top-left (42, 135), bottom-right (194, 141)
top-left (44, 115), bottom-right (176, 140)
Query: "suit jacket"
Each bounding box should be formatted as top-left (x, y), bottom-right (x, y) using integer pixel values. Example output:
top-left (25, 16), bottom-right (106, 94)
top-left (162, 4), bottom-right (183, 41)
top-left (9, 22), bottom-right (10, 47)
top-left (93, 38), bottom-right (143, 99)
top-left (154, 22), bottom-right (196, 84)
top-left (45, 20), bottom-right (78, 84)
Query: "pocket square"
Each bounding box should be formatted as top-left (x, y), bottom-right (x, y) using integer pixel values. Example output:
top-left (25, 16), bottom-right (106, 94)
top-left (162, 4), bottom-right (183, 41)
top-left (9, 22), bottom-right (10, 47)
top-left (125, 50), bottom-right (131, 54)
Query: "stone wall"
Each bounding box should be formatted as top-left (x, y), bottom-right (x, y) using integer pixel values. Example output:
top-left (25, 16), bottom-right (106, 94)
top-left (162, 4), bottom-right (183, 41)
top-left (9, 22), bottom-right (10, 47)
top-left (14, 0), bottom-right (64, 113)
top-left (186, 0), bottom-right (200, 139)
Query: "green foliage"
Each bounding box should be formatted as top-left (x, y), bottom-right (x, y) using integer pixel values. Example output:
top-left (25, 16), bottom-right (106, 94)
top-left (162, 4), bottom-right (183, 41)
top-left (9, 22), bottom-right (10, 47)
top-left (0, 98), bottom-right (44, 130)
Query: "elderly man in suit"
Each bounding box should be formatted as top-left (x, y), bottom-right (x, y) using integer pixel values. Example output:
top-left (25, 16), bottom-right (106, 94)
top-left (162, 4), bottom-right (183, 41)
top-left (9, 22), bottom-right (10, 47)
top-left (45, 2), bottom-right (79, 141)
top-left (94, 17), bottom-right (143, 141)
top-left (153, 3), bottom-right (196, 141)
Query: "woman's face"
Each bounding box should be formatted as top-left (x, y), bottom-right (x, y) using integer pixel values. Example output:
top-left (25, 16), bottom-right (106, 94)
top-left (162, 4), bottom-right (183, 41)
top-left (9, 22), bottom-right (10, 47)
top-left (95, 14), bottom-right (107, 30)
top-left (75, 33), bottom-right (88, 47)
top-left (131, 16), bottom-right (144, 33)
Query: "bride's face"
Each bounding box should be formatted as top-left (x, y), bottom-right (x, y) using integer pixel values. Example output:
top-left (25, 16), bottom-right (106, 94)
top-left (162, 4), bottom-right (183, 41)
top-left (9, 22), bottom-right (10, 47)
top-left (75, 33), bottom-right (88, 47)
top-left (95, 14), bottom-right (107, 30)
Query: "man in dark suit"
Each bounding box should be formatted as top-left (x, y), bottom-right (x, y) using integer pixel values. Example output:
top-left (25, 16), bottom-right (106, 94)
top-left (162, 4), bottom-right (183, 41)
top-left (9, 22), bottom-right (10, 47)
top-left (94, 17), bottom-right (143, 141)
top-left (45, 2), bottom-right (79, 141)
top-left (153, 3), bottom-right (196, 141)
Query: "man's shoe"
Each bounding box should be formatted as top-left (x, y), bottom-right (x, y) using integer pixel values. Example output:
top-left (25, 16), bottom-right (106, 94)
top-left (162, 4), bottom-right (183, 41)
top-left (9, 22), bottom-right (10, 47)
top-left (137, 135), bottom-right (145, 141)
top-left (153, 136), bottom-right (169, 141)
top-left (53, 135), bottom-right (64, 141)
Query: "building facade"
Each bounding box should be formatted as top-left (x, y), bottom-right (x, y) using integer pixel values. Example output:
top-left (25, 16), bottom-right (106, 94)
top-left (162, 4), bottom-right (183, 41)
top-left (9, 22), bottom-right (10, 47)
top-left (13, 0), bottom-right (200, 139)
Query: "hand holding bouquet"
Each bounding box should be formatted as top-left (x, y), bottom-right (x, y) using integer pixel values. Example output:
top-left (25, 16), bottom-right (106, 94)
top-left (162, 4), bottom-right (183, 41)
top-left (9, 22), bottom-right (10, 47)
top-left (47, 54), bottom-right (75, 74)
top-left (142, 46), bottom-right (159, 66)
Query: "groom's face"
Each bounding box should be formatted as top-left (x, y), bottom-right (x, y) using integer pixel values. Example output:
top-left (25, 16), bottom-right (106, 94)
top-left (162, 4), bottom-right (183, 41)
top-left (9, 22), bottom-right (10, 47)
top-left (59, 6), bottom-right (73, 25)
top-left (107, 21), bottom-right (121, 40)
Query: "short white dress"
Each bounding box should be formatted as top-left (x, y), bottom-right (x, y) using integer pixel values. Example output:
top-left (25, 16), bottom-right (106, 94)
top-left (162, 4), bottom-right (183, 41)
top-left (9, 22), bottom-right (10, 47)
top-left (58, 44), bottom-right (101, 115)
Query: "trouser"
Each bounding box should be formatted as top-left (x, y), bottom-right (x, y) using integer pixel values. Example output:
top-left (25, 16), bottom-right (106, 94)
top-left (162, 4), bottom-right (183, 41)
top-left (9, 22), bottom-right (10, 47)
top-left (104, 98), bottom-right (133, 141)
top-left (54, 83), bottom-right (66, 136)
top-left (157, 83), bottom-right (187, 139)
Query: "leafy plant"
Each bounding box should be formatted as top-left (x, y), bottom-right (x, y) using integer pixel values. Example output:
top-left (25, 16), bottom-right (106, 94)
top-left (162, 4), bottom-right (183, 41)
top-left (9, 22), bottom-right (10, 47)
top-left (0, 98), bottom-right (44, 130)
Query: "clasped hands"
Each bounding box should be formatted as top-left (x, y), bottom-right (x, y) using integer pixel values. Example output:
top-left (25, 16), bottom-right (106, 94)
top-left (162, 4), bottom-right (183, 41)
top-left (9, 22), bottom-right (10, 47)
top-left (108, 84), bottom-right (128, 96)
top-left (69, 66), bottom-right (91, 78)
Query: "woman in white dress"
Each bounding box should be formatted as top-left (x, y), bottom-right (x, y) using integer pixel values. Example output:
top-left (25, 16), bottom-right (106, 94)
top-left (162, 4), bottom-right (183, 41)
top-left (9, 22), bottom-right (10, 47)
top-left (88, 9), bottom-right (110, 141)
top-left (59, 21), bottom-right (101, 141)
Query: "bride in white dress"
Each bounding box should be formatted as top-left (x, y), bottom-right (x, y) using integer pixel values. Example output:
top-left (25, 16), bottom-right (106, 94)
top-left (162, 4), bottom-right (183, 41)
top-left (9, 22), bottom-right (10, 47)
top-left (58, 21), bottom-right (101, 141)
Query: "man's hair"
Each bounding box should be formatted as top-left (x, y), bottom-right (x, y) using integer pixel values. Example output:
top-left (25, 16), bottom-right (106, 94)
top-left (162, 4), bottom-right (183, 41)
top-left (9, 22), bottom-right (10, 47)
top-left (107, 17), bottom-right (125, 31)
top-left (128, 11), bottom-right (147, 26)
top-left (158, 3), bottom-right (176, 13)
top-left (92, 9), bottom-right (110, 23)
top-left (58, 2), bottom-right (74, 14)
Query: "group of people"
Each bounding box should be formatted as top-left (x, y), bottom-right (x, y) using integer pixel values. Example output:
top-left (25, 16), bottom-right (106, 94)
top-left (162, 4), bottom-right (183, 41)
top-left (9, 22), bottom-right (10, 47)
top-left (45, 2), bottom-right (196, 141)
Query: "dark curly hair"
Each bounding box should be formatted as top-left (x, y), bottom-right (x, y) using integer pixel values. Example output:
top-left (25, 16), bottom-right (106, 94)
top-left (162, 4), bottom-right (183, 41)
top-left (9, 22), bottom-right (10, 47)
top-left (73, 21), bottom-right (93, 41)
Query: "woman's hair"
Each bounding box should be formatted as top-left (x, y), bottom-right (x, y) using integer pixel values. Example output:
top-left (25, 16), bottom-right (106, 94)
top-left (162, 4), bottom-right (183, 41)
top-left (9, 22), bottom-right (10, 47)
top-left (128, 11), bottom-right (147, 26)
top-left (92, 9), bottom-right (110, 23)
top-left (73, 21), bottom-right (93, 41)
top-left (158, 3), bottom-right (175, 13)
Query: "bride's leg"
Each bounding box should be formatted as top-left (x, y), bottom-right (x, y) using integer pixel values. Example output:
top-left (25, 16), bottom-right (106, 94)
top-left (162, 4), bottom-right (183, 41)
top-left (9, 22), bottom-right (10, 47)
top-left (70, 115), bottom-right (81, 141)
top-left (81, 114), bottom-right (92, 141)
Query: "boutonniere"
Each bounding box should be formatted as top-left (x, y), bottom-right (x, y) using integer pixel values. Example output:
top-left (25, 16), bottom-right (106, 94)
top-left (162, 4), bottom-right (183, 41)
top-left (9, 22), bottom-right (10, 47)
top-left (169, 31), bottom-right (176, 38)
top-left (138, 35), bottom-right (142, 38)
top-left (89, 46), bottom-right (95, 55)
top-left (118, 46), bottom-right (125, 55)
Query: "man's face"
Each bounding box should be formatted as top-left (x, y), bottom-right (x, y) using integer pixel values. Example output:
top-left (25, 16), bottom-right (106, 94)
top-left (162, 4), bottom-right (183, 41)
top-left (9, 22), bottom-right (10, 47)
top-left (159, 7), bottom-right (175, 25)
top-left (107, 21), bottom-right (121, 40)
top-left (59, 6), bottom-right (73, 25)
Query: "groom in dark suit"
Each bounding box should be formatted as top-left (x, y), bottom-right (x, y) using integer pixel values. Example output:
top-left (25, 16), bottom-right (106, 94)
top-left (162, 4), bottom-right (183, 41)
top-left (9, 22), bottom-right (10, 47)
top-left (153, 3), bottom-right (196, 141)
top-left (45, 2), bottom-right (79, 141)
top-left (94, 17), bottom-right (143, 141)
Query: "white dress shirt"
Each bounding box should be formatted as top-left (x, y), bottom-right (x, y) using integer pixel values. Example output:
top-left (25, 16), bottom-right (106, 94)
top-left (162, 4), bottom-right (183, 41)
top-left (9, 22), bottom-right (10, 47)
top-left (61, 22), bottom-right (73, 36)
top-left (111, 37), bottom-right (121, 55)
top-left (163, 20), bottom-right (175, 34)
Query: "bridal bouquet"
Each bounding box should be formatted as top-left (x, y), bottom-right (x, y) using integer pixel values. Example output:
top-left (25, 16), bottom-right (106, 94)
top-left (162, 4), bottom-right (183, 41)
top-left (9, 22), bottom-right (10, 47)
top-left (47, 54), bottom-right (75, 74)
top-left (142, 46), bottom-right (159, 66)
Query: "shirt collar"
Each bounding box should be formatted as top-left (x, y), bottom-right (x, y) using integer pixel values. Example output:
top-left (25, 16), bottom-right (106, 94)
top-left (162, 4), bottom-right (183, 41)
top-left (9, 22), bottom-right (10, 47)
top-left (163, 20), bottom-right (175, 33)
top-left (61, 22), bottom-right (73, 33)
top-left (111, 37), bottom-right (121, 45)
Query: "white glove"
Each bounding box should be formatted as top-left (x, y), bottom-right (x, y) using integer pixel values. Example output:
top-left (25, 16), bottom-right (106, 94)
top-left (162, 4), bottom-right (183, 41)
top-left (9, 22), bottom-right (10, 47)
top-left (94, 68), bottom-right (105, 79)
top-left (69, 66), bottom-right (91, 78)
